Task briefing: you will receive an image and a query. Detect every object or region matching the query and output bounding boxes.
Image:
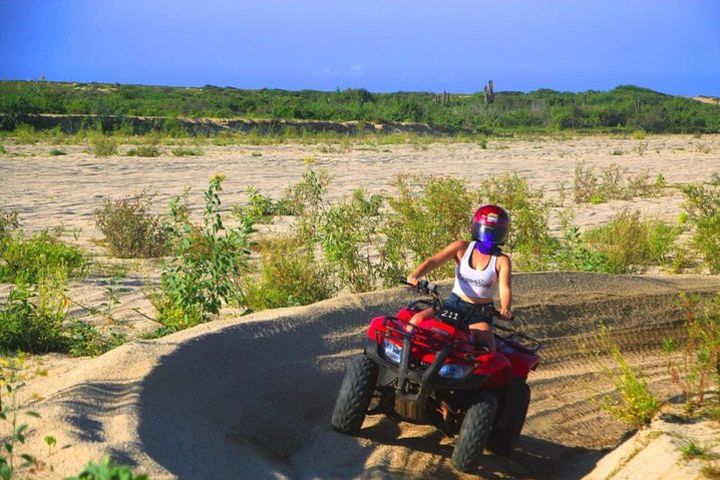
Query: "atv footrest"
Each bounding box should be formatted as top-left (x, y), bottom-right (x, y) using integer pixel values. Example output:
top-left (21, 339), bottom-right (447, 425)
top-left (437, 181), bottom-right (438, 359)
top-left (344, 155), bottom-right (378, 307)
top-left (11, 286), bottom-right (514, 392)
top-left (394, 397), bottom-right (425, 422)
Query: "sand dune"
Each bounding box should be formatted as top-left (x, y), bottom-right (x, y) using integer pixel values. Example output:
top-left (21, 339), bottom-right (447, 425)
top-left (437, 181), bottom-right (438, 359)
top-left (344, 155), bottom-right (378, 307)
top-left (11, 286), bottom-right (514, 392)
top-left (12, 273), bottom-right (720, 479)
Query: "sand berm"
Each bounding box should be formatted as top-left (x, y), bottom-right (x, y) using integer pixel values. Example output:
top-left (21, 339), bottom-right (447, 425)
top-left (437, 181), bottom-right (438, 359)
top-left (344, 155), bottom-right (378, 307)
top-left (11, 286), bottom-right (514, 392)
top-left (13, 272), bottom-right (720, 479)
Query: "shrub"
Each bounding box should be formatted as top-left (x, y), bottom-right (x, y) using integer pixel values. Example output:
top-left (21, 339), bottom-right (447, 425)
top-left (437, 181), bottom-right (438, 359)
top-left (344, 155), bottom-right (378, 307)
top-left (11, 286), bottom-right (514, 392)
top-left (381, 175), bottom-right (476, 282)
top-left (13, 124), bottom-right (37, 144)
top-left (49, 148), bottom-right (67, 156)
top-left (663, 293), bottom-right (720, 413)
top-left (318, 190), bottom-right (384, 292)
top-left (0, 204), bottom-right (19, 239)
top-left (0, 266), bottom-right (69, 354)
top-left (66, 320), bottom-right (126, 357)
top-left (125, 136), bottom-right (162, 157)
top-left (95, 193), bottom-right (169, 258)
top-left (282, 168), bottom-right (330, 217)
top-left (573, 161), bottom-right (662, 203)
top-left (681, 183), bottom-right (720, 273)
top-left (234, 186), bottom-right (295, 224)
top-left (67, 456), bottom-right (149, 480)
top-left (479, 172), bottom-right (553, 271)
top-left (90, 135), bottom-right (118, 157)
top-left (549, 225), bottom-right (610, 272)
top-left (0, 230), bottom-right (88, 284)
top-left (155, 176), bottom-right (254, 331)
top-left (241, 236), bottom-right (335, 311)
top-left (586, 325), bottom-right (660, 428)
top-left (171, 145), bottom-right (203, 156)
top-left (0, 144), bottom-right (5, 154)
top-left (583, 210), bottom-right (679, 274)
top-left (477, 137), bottom-right (488, 149)
top-left (632, 130), bottom-right (646, 140)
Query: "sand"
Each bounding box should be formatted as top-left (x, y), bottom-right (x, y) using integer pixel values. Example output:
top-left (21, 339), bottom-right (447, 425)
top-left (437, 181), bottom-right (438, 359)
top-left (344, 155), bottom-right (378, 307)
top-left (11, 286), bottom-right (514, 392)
top-left (2, 273), bottom-right (719, 479)
top-left (1, 135), bottom-right (720, 478)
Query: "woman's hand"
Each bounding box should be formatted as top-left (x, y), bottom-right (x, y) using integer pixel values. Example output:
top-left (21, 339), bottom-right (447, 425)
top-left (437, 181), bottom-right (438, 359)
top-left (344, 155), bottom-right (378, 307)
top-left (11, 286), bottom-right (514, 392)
top-left (498, 307), bottom-right (513, 321)
top-left (406, 275), bottom-right (419, 286)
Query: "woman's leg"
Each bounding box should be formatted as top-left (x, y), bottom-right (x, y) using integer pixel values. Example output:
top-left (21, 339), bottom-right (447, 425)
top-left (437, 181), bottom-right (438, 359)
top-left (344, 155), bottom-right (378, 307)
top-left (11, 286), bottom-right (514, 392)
top-left (469, 322), bottom-right (496, 353)
top-left (408, 307), bottom-right (434, 328)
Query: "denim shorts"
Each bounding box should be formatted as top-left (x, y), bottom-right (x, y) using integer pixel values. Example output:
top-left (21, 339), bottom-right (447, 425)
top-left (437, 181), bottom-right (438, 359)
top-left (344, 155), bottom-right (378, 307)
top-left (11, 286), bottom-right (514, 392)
top-left (443, 292), bottom-right (494, 326)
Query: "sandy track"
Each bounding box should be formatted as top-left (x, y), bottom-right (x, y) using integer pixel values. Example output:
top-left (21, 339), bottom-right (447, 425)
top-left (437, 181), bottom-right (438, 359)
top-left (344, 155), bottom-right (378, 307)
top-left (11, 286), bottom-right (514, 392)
top-left (13, 272), bottom-right (720, 479)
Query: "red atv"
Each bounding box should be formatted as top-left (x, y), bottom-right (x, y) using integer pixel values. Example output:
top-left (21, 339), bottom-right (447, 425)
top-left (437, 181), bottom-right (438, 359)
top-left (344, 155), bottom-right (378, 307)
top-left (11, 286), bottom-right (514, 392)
top-left (331, 281), bottom-right (542, 473)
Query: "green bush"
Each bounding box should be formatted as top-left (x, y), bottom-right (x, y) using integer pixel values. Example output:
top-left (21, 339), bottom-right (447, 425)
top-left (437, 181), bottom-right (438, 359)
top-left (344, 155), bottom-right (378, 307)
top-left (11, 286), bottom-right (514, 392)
top-left (49, 148), bottom-right (67, 156)
top-left (479, 172), bottom-right (553, 271)
top-left (587, 325), bottom-right (660, 428)
top-left (583, 210), bottom-right (679, 274)
top-left (95, 193), bottom-right (169, 258)
top-left (241, 236), bottom-right (335, 311)
top-left (0, 267), bottom-right (69, 354)
top-left (171, 145), bottom-right (203, 156)
top-left (67, 456), bottom-right (149, 480)
top-left (381, 175), bottom-right (476, 282)
top-left (0, 204), bottom-right (19, 239)
top-left (234, 186), bottom-right (295, 224)
top-left (66, 320), bottom-right (126, 357)
top-left (0, 144), bottom-right (6, 154)
top-left (155, 176), bottom-right (254, 331)
top-left (681, 183), bottom-right (720, 273)
top-left (90, 135), bottom-right (118, 157)
top-left (0, 230), bottom-right (88, 284)
top-left (663, 293), bottom-right (720, 413)
top-left (125, 145), bottom-right (161, 157)
top-left (549, 226), bottom-right (610, 272)
top-left (573, 161), bottom-right (662, 203)
top-left (318, 190), bottom-right (384, 292)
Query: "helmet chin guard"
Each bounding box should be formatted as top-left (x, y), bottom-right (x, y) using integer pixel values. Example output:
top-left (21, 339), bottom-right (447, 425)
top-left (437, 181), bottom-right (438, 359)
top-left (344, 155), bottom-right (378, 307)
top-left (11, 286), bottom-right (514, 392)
top-left (471, 205), bottom-right (510, 245)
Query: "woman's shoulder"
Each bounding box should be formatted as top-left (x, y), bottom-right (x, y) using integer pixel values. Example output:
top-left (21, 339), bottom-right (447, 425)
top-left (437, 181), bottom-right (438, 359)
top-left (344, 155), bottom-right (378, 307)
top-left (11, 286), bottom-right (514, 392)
top-left (495, 252), bottom-right (511, 266)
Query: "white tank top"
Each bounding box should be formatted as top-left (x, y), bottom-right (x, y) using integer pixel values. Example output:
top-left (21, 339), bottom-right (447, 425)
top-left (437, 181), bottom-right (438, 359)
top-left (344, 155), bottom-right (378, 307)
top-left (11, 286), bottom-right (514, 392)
top-left (451, 241), bottom-right (499, 299)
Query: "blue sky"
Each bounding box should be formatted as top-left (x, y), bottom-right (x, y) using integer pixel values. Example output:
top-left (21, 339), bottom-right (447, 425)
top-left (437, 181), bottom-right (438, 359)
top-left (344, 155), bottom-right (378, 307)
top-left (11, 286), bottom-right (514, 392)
top-left (1, 0), bottom-right (719, 95)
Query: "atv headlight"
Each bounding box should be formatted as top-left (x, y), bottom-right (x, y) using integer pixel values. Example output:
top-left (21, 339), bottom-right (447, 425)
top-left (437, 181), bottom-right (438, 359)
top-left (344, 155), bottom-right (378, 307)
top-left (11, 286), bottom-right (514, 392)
top-left (382, 339), bottom-right (402, 364)
top-left (438, 364), bottom-right (472, 380)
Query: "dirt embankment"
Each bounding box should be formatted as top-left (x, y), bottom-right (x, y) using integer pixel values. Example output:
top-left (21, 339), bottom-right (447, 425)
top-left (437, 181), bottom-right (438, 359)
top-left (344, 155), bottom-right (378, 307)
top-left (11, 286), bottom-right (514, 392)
top-left (9, 272), bottom-right (720, 479)
top-left (0, 113), bottom-right (445, 136)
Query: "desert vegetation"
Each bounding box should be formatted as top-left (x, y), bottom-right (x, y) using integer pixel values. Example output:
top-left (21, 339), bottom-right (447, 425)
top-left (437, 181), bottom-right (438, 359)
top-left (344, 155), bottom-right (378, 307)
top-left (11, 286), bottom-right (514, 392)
top-left (2, 81), bottom-right (720, 136)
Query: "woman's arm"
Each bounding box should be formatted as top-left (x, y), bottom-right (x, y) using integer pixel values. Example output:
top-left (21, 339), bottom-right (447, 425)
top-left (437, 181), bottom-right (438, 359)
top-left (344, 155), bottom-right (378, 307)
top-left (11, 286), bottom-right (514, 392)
top-left (407, 240), bottom-right (465, 285)
top-left (497, 254), bottom-right (513, 320)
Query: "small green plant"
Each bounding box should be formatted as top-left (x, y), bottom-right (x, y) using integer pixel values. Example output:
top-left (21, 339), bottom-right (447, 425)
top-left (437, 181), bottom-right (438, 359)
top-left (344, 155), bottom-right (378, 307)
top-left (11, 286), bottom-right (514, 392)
top-left (586, 324), bottom-right (660, 428)
top-left (43, 435), bottom-right (56, 457)
top-left (12, 124), bottom-right (38, 144)
top-left (0, 357), bottom-right (41, 479)
top-left (477, 137), bottom-right (488, 149)
top-left (318, 190), bottom-right (384, 292)
top-left (95, 192), bottom-right (169, 258)
top-left (681, 182), bottom-right (720, 273)
top-left (90, 135), bottom-right (118, 157)
top-left (0, 230), bottom-right (88, 284)
top-left (241, 236), bottom-right (335, 311)
top-left (663, 293), bottom-right (720, 413)
top-left (171, 146), bottom-right (203, 156)
top-left (681, 440), bottom-right (710, 459)
top-left (0, 144), bottom-right (6, 155)
top-left (125, 145), bottom-right (161, 157)
top-left (632, 130), bottom-right (646, 140)
top-left (0, 266), bottom-right (69, 354)
top-left (66, 456), bottom-right (149, 480)
top-left (0, 205), bottom-right (19, 240)
top-left (154, 176), bottom-right (255, 331)
top-left (573, 161), bottom-right (661, 203)
top-left (583, 210), bottom-right (681, 274)
top-left (234, 186), bottom-right (295, 224)
top-left (48, 149), bottom-right (66, 156)
top-left (251, 151), bottom-right (262, 157)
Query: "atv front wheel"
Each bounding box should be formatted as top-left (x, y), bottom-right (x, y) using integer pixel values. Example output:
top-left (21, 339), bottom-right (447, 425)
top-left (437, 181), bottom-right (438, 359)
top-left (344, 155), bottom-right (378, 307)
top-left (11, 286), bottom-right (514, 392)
top-left (451, 391), bottom-right (498, 473)
top-left (487, 378), bottom-right (530, 456)
top-left (331, 355), bottom-right (379, 434)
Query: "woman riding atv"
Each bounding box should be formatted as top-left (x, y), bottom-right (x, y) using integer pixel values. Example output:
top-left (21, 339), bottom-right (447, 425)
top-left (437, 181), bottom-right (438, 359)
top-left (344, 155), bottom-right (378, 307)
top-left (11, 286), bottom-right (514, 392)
top-left (406, 205), bottom-right (513, 352)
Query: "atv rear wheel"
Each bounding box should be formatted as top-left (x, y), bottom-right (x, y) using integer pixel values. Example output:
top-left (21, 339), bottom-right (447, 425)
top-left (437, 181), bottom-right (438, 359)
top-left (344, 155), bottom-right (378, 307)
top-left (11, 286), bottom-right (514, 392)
top-left (487, 378), bottom-right (530, 456)
top-left (331, 355), bottom-right (379, 434)
top-left (451, 391), bottom-right (498, 473)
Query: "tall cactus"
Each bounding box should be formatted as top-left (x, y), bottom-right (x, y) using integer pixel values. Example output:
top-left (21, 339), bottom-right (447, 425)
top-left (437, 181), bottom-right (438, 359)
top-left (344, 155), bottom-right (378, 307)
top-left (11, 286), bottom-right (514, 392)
top-left (484, 80), bottom-right (495, 104)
